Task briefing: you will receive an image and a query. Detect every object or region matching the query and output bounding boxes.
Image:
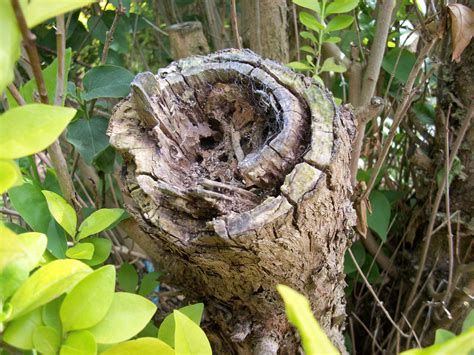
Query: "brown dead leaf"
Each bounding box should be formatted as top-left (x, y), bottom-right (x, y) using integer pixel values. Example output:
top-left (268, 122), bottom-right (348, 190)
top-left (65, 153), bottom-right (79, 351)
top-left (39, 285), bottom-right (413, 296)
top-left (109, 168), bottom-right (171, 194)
top-left (447, 4), bottom-right (474, 62)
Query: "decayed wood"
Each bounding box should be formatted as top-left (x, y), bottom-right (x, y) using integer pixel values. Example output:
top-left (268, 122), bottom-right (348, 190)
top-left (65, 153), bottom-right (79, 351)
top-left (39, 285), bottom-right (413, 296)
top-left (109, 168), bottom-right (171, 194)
top-left (109, 49), bottom-right (356, 354)
top-left (166, 21), bottom-right (210, 60)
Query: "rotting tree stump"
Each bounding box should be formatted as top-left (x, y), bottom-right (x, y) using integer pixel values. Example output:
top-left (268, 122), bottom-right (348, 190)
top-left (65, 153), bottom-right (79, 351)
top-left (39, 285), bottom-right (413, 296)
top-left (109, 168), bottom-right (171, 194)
top-left (109, 49), bottom-right (356, 354)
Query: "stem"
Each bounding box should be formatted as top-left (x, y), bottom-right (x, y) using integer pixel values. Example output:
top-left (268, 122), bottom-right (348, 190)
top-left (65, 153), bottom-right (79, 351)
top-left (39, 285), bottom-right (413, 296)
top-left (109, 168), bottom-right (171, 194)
top-left (230, 0), bottom-right (242, 49)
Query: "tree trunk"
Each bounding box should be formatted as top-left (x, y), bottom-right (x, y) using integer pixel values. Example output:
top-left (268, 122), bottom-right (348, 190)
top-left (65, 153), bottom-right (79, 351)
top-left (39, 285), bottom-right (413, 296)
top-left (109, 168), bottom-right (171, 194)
top-left (166, 21), bottom-right (210, 60)
top-left (109, 49), bottom-right (355, 354)
top-left (241, 0), bottom-right (290, 63)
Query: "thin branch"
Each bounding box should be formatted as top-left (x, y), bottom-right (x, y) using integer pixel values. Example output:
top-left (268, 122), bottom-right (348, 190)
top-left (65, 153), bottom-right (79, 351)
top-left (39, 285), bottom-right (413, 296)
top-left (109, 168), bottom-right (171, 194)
top-left (7, 83), bottom-right (26, 105)
top-left (230, 0), bottom-right (242, 49)
top-left (292, 3), bottom-right (300, 61)
top-left (406, 103), bottom-right (473, 307)
top-left (11, 0), bottom-right (48, 104)
top-left (101, 1), bottom-right (124, 64)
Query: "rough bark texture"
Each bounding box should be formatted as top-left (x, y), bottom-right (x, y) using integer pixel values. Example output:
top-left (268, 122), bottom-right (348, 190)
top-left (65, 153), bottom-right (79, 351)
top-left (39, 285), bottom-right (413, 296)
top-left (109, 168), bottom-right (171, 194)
top-left (241, 0), bottom-right (290, 63)
top-left (166, 21), bottom-right (210, 60)
top-left (109, 49), bottom-right (355, 354)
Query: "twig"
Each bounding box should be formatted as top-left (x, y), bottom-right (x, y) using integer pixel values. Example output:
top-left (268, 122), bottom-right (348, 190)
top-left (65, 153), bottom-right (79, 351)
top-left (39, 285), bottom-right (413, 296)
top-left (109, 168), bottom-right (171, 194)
top-left (11, 0), bottom-right (48, 104)
top-left (349, 0), bottom-right (397, 182)
top-left (292, 3), bottom-right (300, 61)
top-left (348, 249), bottom-right (410, 337)
top-left (350, 312), bottom-right (384, 353)
top-left (101, 1), bottom-right (124, 64)
top-left (406, 103), bottom-right (473, 307)
top-left (362, 40), bottom-right (437, 200)
top-left (0, 207), bottom-right (21, 217)
top-left (230, 0), bottom-right (242, 49)
top-left (7, 83), bottom-right (26, 105)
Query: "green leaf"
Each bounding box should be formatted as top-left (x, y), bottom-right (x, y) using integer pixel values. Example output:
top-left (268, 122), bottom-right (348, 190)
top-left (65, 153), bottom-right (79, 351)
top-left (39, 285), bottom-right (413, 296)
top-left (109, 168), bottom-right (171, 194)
top-left (300, 31), bottom-right (318, 43)
top-left (0, 159), bottom-right (22, 193)
top-left (401, 326), bottom-right (474, 355)
top-left (344, 241), bottom-right (366, 274)
top-left (382, 48), bottom-right (417, 83)
top-left (300, 45), bottom-right (317, 55)
top-left (412, 101), bottom-right (435, 125)
top-left (25, 0), bottom-right (96, 28)
top-left (0, 2), bottom-right (21, 94)
top-left (3, 309), bottom-right (42, 350)
top-left (324, 36), bottom-right (342, 43)
top-left (88, 292), bottom-right (157, 344)
top-left (0, 104), bottom-right (76, 159)
top-left (326, 15), bottom-right (354, 31)
top-left (139, 271), bottom-right (160, 296)
top-left (76, 208), bottom-right (125, 241)
top-left (42, 190), bottom-right (77, 238)
top-left (66, 117), bottom-right (110, 165)
top-left (92, 145), bottom-right (116, 173)
top-left (60, 330), bottom-right (97, 355)
top-left (288, 62), bottom-right (313, 71)
top-left (33, 326), bottom-right (60, 354)
top-left (9, 180), bottom-right (51, 232)
top-left (367, 190), bottom-right (391, 241)
top-left (41, 296), bottom-right (64, 334)
top-left (320, 57), bottom-right (347, 73)
top-left (277, 285), bottom-right (339, 355)
top-left (60, 265), bottom-right (115, 332)
top-left (118, 262), bottom-right (139, 293)
top-left (82, 237), bottom-right (113, 267)
top-left (462, 309), bottom-right (474, 332)
top-left (434, 329), bottom-right (456, 345)
top-left (82, 65), bottom-right (134, 101)
top-left (326, 0), bottom-right (359, 15)
top-left (299, 12), bottom-right (325, 32)
top-left (293, 0), bottom-right (321, 14)
top-left (7, 49), bottom-right (73, 109)
top-left (174, 310), bottom-right (212, 355)
top-left (9, 259), bottom-right (92, 320)
top-left (158, 304), bottom-right (204, 348)
top-left (66, 243), bottom-right (95, 260)
top-left (101, 338), bottom-right (175, 355)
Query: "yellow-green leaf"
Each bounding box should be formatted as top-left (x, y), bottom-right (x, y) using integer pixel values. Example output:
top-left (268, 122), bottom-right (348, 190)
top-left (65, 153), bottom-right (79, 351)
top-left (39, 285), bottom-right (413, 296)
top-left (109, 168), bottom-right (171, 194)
top-left (326, 15), bottom-right (354, 32)
top-left (33, 325), bottom-right (60, 354)
top-left (9, 259), bottom-right (92, 320)
top-left (158, 303), bottom-right (204, 348)
top-left (320, 57), bottom-right (347, 73)
top-left (76, 208), bottom-right (124, 241)
top-left (60, 265), bottom-right (115, 332)
top-left (0, 104), bottom-right (76, 159)
top-left (326, 0), bottom-right (359, 15)
top-left (88, 292), bottom-right (156, 344)
top-left (3, 308), bottom-right (42, 350)
top-left (174, 310), bottom-right (212, 355)
top-left (277, 284), bottom-right (339, 355)
top-left (101, 338), bottom-right (175, 355)
top-left (65, 243), bottom-right (95, 260)
top-left (60, 330), bottom-right (97, 355)
top-left (0, 0), bottom-right (21, 94)
top-left (25, 0), bottom-right (97, 29)
top-left (0, 159), bottom-right (22, 193)
top-left (42, 190), bottom-right (77, 238)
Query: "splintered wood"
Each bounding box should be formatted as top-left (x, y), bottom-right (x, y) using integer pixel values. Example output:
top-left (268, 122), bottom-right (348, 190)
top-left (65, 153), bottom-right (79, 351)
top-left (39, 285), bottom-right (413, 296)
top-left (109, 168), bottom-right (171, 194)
top-left (109, 49), bottom-right (355, 353)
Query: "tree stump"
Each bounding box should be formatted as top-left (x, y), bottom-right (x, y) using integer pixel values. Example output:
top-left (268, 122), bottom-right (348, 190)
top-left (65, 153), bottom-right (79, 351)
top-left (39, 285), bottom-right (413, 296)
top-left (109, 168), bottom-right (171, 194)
top-left (109, 49), bottom-right (356, 354)
top-left (166, 21), bottom-right (210, 60)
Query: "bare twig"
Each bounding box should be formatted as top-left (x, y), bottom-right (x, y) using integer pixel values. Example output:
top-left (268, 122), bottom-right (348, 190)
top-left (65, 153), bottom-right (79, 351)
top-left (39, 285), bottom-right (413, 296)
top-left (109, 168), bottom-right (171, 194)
top-left (230, 0), bottom-right (242, 49)
top-left (406, 103), bottom-right (473, 307)
top-left (7, 83), bottom-right (26, 105)
top-left (291, 3), bottom-right (300, 61)
top-left (101, 1), bottom-right (124, 64)
top-left (350, 0), bottom-right (397, 183)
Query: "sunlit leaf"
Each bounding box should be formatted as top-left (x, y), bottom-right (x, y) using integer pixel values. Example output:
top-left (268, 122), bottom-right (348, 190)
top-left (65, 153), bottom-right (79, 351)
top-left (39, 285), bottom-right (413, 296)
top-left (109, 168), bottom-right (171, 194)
top-left (288, 62), bottom-right (313, 71)
top-left (326, 15), bottom-right (354, 31)
top-left (66, 243), bottom-right (95, 260)
top-left (88, 292), bottom-right (157, 344)
top-left (0, 159), bottom-right (22, 193)
top-left (158, 303), bottom-right (204, 348)
top-left (326, 0), bottom-right (359, 15)
top-left (0, 104), bottom-right (76, 159)
top-left (299, 12), bottom-right (325, 32)
top-left (434, 329), bottom-right (456, 345)
top-left (0, 1), bottom-right (21, 94)
top-left (82, 237), bottom-right (113, 266)
top-left (9, 259), bottom-right (92, 319)
top-left (42, 190), bottom-right (77, 238)
top-left (25, 0), bottom-right (97, 28)
top-left (60, 265), bottom-right (115, 332)
top-left (3, 308), bottom-right (42, 350)
top-left (33, 326), bottom-right (60, 354)
top-left (60, 330), bottom-right (97, 355)
top-left (277, 285), bottom-right (339, 355)
top-left (76, 208), bottom-right (125, 241)
top-left (174, 310), bottom-right (212, 355)
top-left (293, 0), bottom-right (320, 14)
top-left (101, 338), bottom-right (175, 355)
top-left (320, 57), bottom-right (347, 73)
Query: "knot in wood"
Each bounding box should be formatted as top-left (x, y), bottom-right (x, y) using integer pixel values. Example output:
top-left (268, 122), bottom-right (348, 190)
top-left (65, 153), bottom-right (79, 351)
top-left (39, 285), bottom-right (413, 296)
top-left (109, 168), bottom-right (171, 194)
top-left (109, 49), bottom-right (340, 239)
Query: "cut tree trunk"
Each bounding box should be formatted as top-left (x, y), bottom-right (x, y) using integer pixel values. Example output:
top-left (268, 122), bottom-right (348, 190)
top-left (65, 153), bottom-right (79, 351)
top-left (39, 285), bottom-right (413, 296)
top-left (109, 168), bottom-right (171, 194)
top-left (166, 21), bottom-right (210, 60)
top-left (109, 49), bottom-right (355, 354)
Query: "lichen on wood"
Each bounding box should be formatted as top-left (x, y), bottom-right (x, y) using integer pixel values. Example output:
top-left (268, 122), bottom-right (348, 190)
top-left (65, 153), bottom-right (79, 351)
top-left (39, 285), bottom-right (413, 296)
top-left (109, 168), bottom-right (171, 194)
top-left (109, 49), bottom-right (356, 354)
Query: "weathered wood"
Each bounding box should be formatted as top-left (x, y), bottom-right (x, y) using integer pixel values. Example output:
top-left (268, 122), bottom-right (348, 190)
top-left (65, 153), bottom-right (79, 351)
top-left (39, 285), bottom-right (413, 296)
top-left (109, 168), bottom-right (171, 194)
top-left (109, 49), bottom-right (356, 354)
top-left (166, 21), bottom-right (210, 60)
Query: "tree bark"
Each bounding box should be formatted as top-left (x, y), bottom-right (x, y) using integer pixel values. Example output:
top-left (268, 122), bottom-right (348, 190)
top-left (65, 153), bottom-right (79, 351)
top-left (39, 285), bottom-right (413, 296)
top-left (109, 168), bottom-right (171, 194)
top-left (109, 49), bottom-right (355, 354)
top-left (241, 0), bottom-right (290, 63)
top-left (166, 21), bottom-right (210, 60)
